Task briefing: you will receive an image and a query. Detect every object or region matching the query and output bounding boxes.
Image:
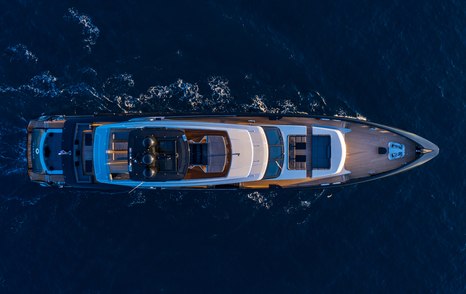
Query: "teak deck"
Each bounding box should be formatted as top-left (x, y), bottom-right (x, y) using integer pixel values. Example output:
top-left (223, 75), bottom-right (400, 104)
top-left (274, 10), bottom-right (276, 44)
top-left (174, 116), bottom-right (417, 188)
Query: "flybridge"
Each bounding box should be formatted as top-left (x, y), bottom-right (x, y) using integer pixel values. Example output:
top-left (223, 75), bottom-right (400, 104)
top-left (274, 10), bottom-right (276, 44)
top-left (93, 120), bottom-right (269, 187)
top-left (128, 128), bottom-right (189, 181)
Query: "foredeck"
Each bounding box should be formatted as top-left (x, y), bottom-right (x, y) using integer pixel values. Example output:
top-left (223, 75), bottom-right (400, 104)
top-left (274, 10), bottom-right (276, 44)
top-left (172, 116), bottom-right (417, 188)
top-left (345, 124), bottom-right (415, 179)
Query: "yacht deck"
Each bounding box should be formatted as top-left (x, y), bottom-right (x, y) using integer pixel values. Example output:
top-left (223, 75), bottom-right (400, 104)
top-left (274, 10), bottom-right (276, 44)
top-left (173, 116), bottom-right (417, 188)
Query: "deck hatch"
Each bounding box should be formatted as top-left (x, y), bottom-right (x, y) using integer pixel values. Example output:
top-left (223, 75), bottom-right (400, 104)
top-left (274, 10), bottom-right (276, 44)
top-left (311, 135), bottom-right (331, 169)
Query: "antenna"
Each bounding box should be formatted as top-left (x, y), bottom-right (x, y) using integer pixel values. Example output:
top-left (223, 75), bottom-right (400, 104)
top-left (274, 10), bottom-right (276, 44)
top-left (128, 182), bottom-right (144, 194)
top-left (275, 160), bottom-right (282, 170)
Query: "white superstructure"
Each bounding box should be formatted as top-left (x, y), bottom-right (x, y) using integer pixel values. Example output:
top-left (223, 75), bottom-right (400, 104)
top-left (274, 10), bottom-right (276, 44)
top-left (93, 120), bottom-right (269, 187)
top-left (91, 119), bottom-right (351, 188)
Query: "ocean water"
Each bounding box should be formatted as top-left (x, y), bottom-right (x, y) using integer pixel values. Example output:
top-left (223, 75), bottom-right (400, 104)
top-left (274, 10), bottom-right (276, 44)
top-left (0, 0), bottom-right (464, 292)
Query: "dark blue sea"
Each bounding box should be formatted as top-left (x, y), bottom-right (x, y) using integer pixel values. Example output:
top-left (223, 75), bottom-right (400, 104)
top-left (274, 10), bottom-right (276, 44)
top-left (0, 0), bottom-right (464, 292)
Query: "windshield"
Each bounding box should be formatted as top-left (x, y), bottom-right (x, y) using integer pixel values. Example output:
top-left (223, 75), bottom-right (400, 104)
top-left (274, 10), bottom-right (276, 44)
top-left (263, 127), bottom-right (284, 179)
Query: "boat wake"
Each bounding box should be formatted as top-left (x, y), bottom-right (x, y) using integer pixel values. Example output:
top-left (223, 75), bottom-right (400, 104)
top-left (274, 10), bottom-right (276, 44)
top-left (0, 7), bottom-right (366, 211)
top-left (5, 44), bottom-right (38, 64)
top-left (0, 70), bottom-right (361, 210)
top-left (64, 8), bottom-right (100, 53)
top-left (0, 124), bottom-right (27, 177)
top-left (247, 191), bottom-right (275, 209)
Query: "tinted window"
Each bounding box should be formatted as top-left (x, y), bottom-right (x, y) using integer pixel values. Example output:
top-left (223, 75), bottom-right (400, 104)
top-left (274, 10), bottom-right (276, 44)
top-left (264, 161), bottom-right (280, 179)
top-left (263, 127), bottom-right (284, 179)
top-left (265, 128), bottom-right (282, 145)
top-left (269, 146), bottom-right (283, 159)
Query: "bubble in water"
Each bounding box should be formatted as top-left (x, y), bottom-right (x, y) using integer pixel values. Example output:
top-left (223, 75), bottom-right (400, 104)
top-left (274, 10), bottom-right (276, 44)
top-left (128, 191), bottom-right (146, 207)
top-left (247, 191), bottom-right (274, 209)
top-left (248, 95), bottom-right (271, 113)
top-left (65, 8), bottom-right (100, 53)
top-left (5, 44), bottom-right (38, 63)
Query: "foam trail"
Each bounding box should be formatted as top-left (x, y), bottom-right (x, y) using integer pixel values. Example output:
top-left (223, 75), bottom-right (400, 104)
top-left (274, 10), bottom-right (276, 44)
top-left (5, 44), bottom-right (38, 63)
top-left (128, 191), bottom-right (146, 207)
top-left (0, 123), bottom-right (27, 177)
top-left (247, 191), bottom-right (274, 209)
top-left (65, 8), bottom-right (100, 53)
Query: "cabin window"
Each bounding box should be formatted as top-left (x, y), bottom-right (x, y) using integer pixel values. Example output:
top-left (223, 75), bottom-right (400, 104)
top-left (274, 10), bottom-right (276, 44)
top-left (263, 127), bottom-right (284, 179)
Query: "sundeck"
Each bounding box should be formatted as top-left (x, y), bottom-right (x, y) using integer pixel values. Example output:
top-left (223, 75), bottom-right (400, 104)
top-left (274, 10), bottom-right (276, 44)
top-left (27, 114), bottom-right (439, 189)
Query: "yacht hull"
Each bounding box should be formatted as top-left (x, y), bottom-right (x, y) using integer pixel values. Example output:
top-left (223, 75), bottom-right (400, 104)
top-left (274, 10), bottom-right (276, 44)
top-left (27, 113), bottom-right (439, 190)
